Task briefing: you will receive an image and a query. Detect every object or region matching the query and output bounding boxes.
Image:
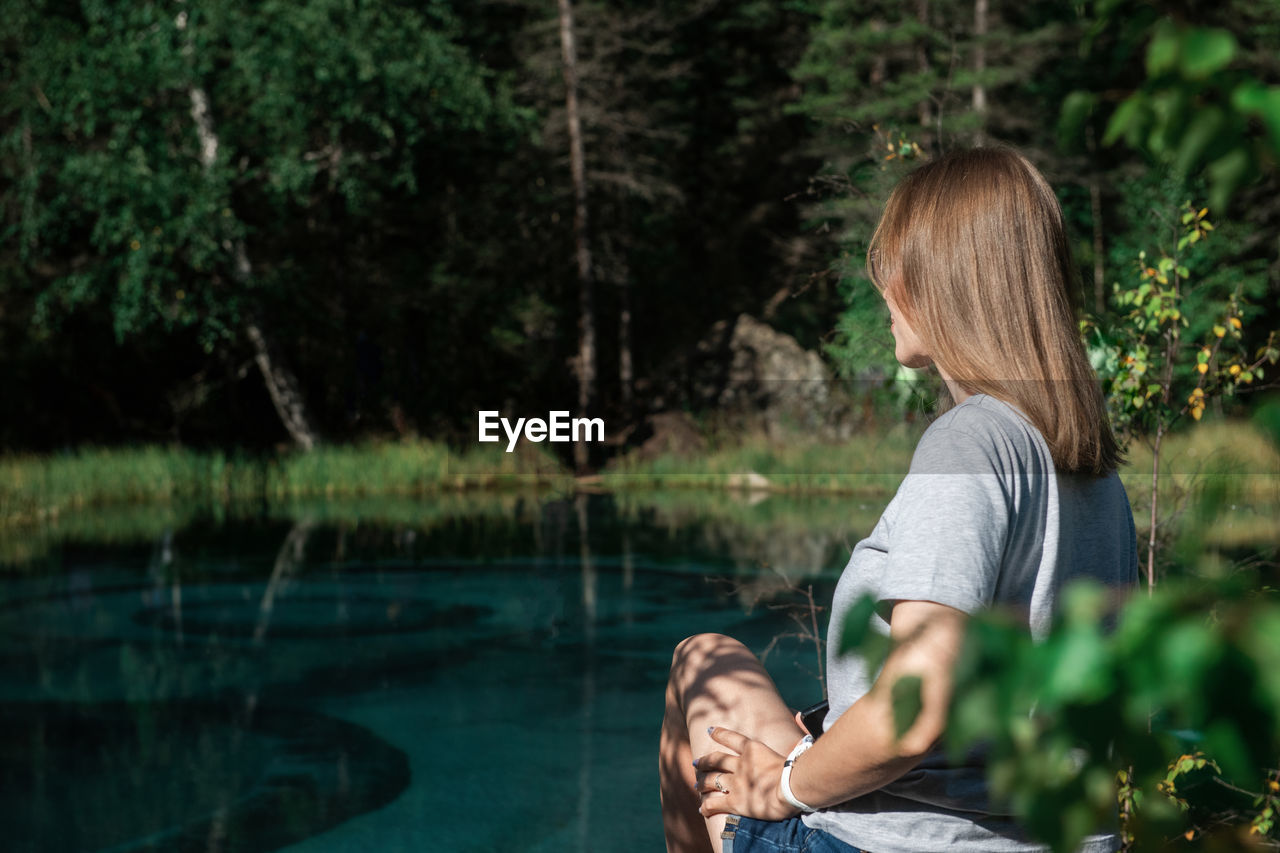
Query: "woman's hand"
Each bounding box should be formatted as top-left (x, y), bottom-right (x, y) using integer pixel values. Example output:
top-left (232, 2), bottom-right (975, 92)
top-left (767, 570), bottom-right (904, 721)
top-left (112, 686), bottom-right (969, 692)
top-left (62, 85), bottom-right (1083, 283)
top-left (693, 727), bottom-right (805, 820)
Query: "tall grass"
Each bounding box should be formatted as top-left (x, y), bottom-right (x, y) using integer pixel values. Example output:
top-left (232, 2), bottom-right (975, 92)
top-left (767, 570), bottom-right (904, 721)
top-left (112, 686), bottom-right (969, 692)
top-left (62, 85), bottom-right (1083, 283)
top-left (2, 420), bottom-right (1275, 561)
top-left (599, 423), bottom-right (923, 496)
top-left (0, 441), bottom-right (571, 527)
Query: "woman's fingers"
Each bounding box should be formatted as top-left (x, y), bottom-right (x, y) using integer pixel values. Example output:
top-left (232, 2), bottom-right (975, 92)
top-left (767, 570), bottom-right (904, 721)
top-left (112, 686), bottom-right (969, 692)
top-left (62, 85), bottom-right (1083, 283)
top-left (700, 790), bottom-right (734, 817)
top-left (692, 749), bottom-right (737, 773)
top-left (694, 769), bottom-right (734, 794)
top-left (708, 726), bottom-right (753, 755)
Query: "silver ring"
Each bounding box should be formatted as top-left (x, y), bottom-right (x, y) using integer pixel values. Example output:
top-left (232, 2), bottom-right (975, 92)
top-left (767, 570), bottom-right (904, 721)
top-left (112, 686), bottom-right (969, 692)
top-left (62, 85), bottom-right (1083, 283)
top-left (714, 773), bottom-right (729, 794)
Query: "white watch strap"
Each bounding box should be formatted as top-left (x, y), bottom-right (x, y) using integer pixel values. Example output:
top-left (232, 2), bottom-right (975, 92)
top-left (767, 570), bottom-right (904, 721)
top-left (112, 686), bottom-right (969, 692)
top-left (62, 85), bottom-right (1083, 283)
top-left (779, 734), bottom-right (818, 813)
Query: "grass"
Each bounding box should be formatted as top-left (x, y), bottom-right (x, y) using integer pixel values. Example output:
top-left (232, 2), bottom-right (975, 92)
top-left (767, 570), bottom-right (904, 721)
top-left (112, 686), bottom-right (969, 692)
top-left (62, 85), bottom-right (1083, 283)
top-left (1, 418), bottom-right (1276, 566)
top-left (0, 440), bottom-right (572, 527)
top-left (1118, 420), bottom-right (1280, 551)
top-left (599, 421), bottom-right (923, 496)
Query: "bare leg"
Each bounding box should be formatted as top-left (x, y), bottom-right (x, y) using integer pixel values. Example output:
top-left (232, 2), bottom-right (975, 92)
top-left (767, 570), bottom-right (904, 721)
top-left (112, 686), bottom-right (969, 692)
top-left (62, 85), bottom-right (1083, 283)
top-left (659, 633), bottom-right (808, 853)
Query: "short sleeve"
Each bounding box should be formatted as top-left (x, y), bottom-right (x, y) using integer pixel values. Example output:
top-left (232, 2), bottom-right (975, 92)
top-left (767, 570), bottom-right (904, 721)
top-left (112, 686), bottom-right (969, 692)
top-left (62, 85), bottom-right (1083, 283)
top-left (879, 424), bottom-right (1012, 615)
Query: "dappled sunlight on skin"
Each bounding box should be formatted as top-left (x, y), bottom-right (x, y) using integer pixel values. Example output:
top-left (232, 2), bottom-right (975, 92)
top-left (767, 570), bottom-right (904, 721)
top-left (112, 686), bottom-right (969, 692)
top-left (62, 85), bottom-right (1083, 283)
top-left (660, 633), bottom-right (807, 853)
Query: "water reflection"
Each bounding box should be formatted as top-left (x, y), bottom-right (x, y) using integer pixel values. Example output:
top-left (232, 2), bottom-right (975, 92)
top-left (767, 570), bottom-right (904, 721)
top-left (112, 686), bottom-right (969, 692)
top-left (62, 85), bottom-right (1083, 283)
top-left (0, 493), bottom-right (867, 852)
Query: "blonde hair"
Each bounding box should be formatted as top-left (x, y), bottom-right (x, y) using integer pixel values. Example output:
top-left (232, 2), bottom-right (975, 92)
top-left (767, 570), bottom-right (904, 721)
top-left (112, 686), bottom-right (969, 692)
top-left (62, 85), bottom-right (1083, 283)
top-left (868, 146), bottom-right (1122, 476)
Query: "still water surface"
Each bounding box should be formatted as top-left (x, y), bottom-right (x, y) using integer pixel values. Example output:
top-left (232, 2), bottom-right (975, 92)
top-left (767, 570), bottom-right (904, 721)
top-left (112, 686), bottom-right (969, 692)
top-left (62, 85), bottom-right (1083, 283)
top-left (1, 494), bottom-right (861, 852)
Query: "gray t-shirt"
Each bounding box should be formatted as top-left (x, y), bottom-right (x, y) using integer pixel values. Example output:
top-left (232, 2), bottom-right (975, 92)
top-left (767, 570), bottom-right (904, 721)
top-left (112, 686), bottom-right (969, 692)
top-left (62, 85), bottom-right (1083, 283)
top-left (804, 394), bottom-right (1137, 853)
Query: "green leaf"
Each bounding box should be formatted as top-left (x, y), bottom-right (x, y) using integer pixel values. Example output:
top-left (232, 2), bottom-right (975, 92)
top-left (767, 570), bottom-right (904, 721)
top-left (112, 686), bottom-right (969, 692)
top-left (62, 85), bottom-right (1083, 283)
top-left (1145, 18), bottom-right (1180, 77)
top-left (1059, 91), bottom-right (1097, 147)
top-left (1103, 96), bottom-right (1145, 147)
top-left (1179, 27), bottom-right (1237, 79)
top-left (1207, 147), bottom-right (1252, 212)
top-left (1044, 628), bottom-right (1112, 702)
top-left (839, 594), bottom-right (891, 669)
top-left (839, 594), bottom-right (878, 654)
top-left (1229, 84), bottom-right (1280, 153)
top-left (891, 675), bottom-right (923, 739)
top-left (1174, 106), bottom-right (1225, 176)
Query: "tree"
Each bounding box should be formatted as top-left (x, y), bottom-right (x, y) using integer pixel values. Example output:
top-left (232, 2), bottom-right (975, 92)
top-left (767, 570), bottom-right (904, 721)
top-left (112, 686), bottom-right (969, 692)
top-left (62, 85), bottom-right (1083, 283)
top-left (178, 4), bottom-right (318, 450)
top-left (791, 0), bottom-right (1091, 393)
top-left (1086, 198), bottom-right (1277, 586)
top-left (556, 0), bottom-right (597, 472)
top-left (0, 0), bottom-right (528, 445)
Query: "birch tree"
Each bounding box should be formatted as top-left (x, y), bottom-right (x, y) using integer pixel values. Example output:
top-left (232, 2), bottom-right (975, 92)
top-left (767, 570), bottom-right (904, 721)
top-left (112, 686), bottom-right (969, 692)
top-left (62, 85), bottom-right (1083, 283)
top-left (179, 6), bottom-right (319, 451)
top-left (2, 0), bottom-right (523, 444)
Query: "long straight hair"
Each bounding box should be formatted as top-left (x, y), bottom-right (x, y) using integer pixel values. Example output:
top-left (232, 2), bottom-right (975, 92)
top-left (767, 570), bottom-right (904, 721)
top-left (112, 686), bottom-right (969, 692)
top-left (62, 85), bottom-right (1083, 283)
top-left (868, 146), bottom-right (1122, 476)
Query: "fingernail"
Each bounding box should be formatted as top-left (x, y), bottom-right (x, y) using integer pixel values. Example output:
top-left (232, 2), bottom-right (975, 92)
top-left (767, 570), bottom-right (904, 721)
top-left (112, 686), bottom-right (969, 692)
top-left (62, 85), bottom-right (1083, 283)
top-left (691, 758), bottom-right (699, 768)
top-left (707, 726), bottom-right (715, 735)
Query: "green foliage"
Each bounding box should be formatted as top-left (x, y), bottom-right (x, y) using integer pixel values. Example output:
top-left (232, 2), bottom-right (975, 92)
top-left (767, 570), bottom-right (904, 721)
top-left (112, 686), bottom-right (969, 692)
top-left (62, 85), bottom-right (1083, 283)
top-left (1086, 202), bottom-right (1274, 436)
top-left (890, 674), bottom-right (923, 740)
top-left (0, 0), bottom-right (542, 444)
top-left (4, 0), bottom-right (525, 342)
top-left (841, 579), bottom-right (1280, 851)
top-left (1083, 194), bottom-right (1278, 583)
top-left (0, 440), bottom-right (570, 527)
top-left (1071, 3), bottom-right (1280, 212)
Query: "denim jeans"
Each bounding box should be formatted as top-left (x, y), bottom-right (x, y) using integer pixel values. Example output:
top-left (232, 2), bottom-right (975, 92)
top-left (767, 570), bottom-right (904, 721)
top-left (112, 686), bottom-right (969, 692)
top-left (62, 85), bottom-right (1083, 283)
top-left (721, 815), bottom-right (867, 853)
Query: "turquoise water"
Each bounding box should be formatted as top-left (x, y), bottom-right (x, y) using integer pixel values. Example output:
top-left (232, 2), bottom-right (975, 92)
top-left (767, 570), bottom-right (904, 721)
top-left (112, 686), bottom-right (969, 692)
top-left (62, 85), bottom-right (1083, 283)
top-left (1, 495), bottom-right (850, 852)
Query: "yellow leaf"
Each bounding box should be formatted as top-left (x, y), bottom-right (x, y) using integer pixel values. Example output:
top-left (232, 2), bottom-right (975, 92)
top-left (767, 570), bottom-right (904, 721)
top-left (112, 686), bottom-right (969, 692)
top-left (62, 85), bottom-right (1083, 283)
top-left (1229, 317), bottom-right (1242, 330)
top-left (1198, 207), bottom-right (1208, 219)
top-left (1191, 406), bottom-right (1204, 421)
top-left (1230, 364), bottom-right (1242, 377)
top-left (1197, 362), bottom-right (1209, 374)
top-left (1214, 325), bottom-right (1226, 337)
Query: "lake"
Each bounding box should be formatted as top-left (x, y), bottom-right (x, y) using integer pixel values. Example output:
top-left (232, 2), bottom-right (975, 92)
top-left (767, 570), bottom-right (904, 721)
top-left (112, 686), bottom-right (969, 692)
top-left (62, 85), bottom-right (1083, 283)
top-left (0, 492), bottom-right (869, 852)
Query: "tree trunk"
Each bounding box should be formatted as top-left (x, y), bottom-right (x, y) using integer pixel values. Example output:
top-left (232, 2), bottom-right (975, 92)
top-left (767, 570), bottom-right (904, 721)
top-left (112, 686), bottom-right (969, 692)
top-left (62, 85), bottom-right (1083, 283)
top-left (243, 319), bottom-right (319, 451)
top-left (1087, 126), bottom-right (1106, 314)
top-left (181, 21), bottom-right (319, 451)
top-left (1146, 425), bottom-right (1162, 592)
top-left (558, 0), bottom-right (596, 472)
top-left (619, 275), bottom-right (633, 412)
top-left (916, 0), bottom-right (932, 140)
top-left (972, 0), bottom-right (988, 143)
top-left (871, 20), bottom-right (887, 87)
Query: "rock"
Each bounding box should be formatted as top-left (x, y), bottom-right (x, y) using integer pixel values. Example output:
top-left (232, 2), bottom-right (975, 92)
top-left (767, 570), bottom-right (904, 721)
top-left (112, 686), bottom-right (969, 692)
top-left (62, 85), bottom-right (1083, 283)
top-left (726, 471), bottom-right (774, 492)
top-left (688, 314), bottom-right (854, 439)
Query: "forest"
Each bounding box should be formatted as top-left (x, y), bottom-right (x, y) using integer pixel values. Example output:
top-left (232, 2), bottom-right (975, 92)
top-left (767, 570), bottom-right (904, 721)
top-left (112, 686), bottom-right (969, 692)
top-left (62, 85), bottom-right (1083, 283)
top-left (3, 0), bottom-right (1277, 457)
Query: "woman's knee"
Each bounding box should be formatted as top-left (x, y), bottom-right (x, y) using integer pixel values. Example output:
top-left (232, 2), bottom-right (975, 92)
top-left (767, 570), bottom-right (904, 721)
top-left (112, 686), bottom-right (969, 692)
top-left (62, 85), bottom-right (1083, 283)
top-left (669, 632), bottom-right (755, 697)
top-left (671, 632), bottom-right (747, 669)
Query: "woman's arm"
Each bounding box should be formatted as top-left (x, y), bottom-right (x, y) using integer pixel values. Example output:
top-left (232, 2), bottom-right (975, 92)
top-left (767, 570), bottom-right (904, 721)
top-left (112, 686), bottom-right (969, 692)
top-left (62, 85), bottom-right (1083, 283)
top-left (695, 599), bottom-right (967, 819)
top-left (791, 599), bottom-right (967, 806)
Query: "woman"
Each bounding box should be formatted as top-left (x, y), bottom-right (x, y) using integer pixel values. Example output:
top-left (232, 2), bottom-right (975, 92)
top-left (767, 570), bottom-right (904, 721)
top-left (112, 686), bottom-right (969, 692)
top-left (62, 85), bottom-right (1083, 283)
top-left (659, 147), bottom-right (1137, 853)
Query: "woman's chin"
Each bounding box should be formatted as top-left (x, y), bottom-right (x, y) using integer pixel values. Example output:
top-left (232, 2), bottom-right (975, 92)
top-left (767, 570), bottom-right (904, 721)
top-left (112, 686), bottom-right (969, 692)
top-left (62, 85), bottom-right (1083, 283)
top-left (895, 354), bottom-right (932, 370)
